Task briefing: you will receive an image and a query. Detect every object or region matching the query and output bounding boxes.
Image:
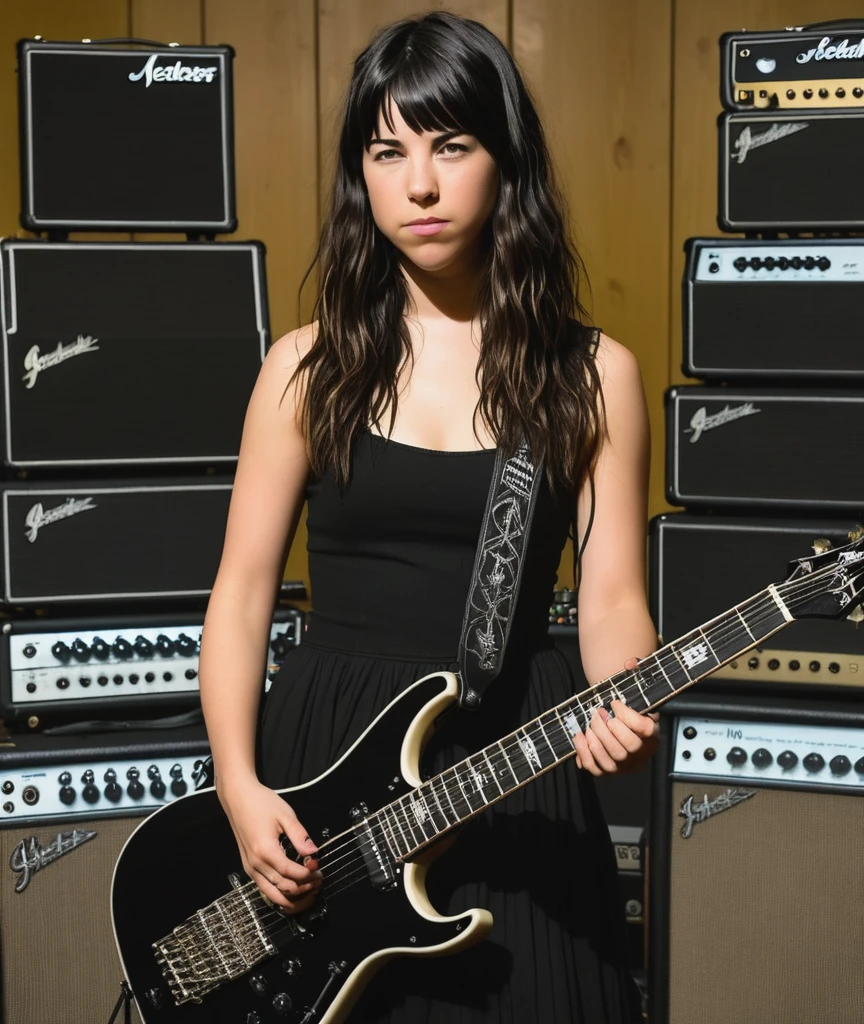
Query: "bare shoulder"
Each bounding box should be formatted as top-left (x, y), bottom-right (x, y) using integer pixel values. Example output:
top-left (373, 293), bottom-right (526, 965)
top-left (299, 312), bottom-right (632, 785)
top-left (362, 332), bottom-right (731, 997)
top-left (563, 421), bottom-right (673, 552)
top-left (264, 321), bottom-right (318, 376)
top-left (254, 322), bottom-right (319, 412)
top-left (593, 332), bottom-right (642, 392)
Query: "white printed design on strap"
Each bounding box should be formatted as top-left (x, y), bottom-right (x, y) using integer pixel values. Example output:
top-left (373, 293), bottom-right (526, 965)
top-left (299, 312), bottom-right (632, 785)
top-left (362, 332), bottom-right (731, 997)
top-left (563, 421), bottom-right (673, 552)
top-left (467, 442), bottom-right (536, 671)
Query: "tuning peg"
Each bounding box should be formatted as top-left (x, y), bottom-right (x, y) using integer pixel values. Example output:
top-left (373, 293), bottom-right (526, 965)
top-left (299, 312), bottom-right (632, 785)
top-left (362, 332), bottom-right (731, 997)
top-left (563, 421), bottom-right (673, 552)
top-left (812, 538), bottom-right (833, 555)
top-left (848, 525), bottom-right (864, 543)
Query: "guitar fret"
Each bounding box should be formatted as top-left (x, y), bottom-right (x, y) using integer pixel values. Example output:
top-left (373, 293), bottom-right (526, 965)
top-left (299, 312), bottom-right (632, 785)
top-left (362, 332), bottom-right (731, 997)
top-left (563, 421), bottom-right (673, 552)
top-left (517, 729), bottom-right (539, 775)
top-left (735, 606), bottom-right (757, 641)
top-left (425, 777), bottom-right (453, 831)
top-left (439, 769), bottom-right (461, 821)
top-left (497, 739), bottom-right (519, 787)
top-left (482, 748), bottom-right (504, 795)
top-left (407, 791), bottom-right (438, 842)
top-left (383, 801), bottom-right (411, 857)
top-left (535, 717), bottom-right (559, 760)
top-left (398, 796), bottom-right (425, 848)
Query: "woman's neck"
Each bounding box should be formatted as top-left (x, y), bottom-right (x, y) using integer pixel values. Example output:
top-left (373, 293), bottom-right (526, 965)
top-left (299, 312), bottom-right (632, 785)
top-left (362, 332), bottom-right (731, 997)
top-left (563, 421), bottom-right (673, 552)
top-left (399, 249), bottom-right (486, 323)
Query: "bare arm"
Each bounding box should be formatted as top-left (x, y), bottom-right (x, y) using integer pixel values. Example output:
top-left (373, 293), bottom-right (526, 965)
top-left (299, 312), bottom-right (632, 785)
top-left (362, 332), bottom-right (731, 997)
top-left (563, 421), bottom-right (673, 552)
top-left (571, 334), bottom-right (659, 775)
top-left (199, 324), bottom-right (321, 907)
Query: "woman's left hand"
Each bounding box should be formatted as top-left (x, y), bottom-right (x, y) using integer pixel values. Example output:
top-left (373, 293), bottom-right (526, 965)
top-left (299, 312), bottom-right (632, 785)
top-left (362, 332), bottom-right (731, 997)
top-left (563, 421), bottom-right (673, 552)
top-left (572, 658), bottom-right (660, 776)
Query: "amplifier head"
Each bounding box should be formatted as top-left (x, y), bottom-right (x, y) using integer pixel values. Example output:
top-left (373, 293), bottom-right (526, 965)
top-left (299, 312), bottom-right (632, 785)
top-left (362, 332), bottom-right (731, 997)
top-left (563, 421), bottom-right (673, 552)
top-left (718, 110), bottom-right (864, 232)
top-left (721, 26), bottom-right (864, 111)
top-left (17, 40), bottom-right (236, 233)
top-left (682, 237), bottom-right (864, 382)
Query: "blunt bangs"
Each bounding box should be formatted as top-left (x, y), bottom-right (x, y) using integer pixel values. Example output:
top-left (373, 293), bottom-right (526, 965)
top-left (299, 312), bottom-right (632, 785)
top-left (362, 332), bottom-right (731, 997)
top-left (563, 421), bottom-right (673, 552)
top-left (349, 21), bottom-right (509, 163)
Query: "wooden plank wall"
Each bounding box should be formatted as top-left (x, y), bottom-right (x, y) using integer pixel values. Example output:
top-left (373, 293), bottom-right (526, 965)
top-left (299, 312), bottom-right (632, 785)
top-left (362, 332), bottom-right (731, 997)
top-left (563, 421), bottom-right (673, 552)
top-left (0, 0), bottom-right (843, 593)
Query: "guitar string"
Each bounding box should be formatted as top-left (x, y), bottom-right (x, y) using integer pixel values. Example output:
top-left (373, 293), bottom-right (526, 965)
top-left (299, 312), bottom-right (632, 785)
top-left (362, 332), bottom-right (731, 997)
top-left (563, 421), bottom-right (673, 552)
top-left (192, 565), bottom-right (861, 951)
top-left (281, 568), bottom-right (853, 873)
top-left (250, 568), bottom-right (857, 905)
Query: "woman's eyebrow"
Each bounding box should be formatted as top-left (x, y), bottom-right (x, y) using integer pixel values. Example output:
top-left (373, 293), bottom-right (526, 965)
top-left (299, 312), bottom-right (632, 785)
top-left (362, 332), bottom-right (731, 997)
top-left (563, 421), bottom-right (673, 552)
top-left (369, 129), bottom-right (465, 148)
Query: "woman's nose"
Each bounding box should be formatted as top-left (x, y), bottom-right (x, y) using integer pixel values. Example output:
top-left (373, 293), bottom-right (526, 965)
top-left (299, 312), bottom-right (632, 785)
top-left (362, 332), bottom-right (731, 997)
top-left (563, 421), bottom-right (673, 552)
top-left (406, 159), bottom-right (438, 202)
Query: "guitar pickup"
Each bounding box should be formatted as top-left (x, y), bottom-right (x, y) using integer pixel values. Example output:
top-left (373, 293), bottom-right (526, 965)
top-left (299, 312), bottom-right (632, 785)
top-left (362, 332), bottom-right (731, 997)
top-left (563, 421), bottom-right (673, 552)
top-left (351, 807), bottom-right (397, 890)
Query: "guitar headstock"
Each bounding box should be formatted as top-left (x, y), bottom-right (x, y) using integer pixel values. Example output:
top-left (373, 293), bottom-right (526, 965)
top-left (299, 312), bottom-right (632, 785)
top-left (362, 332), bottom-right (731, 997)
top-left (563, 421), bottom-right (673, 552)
top-left (783, 530), bottom-right (864, 621)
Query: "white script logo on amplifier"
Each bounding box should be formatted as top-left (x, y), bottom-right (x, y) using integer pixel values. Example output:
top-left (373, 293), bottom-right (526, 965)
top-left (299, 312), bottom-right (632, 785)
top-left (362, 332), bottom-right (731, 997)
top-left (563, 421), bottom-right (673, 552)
top-left (10, 831), bottom-right (97, 892)
top-left (25, 497), bottom-right (97, 544)
top-left (679, 788), bottom-right (757, 839)
top-left (22, 334), bottom-right (99, 389)
top-left (797, 36), bottom-right (864, 64)
top-left (128, 54), bottom-right (218, 88)
top-left (684, 402), bottom-right (761, 444)
top-left (732, 122), bottom-right (808, 165)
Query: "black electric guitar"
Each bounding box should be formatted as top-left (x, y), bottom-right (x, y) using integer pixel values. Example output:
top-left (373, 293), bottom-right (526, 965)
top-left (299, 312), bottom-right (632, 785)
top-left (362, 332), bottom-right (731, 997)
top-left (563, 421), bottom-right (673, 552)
top-left (112, 534), bottom-right (864, 1023)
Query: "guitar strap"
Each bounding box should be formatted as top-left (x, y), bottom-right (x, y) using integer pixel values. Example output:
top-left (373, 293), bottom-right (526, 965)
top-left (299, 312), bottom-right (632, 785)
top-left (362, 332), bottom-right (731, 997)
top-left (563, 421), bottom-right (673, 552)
top-left (456, 327), bottom-right (600, 710)
top-left (456, 439), bottom-right (543, 709)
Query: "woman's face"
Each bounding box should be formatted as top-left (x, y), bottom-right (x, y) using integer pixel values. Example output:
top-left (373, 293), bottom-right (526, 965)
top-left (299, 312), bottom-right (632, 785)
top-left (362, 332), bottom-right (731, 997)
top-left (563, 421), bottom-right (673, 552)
top-left (362, 102), bottom-right (499, 275)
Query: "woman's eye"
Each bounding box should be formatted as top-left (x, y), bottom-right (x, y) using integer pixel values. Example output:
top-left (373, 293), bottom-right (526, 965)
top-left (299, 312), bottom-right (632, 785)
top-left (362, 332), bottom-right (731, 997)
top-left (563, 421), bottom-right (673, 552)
top-left (440, 143), bottom-right (467, 155)
top-left (374, 149), bottom-right (401, 161)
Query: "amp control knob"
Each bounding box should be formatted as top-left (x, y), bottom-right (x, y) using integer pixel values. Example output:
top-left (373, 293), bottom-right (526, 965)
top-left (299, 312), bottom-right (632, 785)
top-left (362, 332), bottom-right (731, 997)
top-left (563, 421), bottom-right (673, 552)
top-left (134, 636), bottom-right (154, 658)
top-left (778, 750), bottom-right (798, 770)
top-left (71, 639), bottom-right (92, 662)
top-left (91, 637), bottom-right (111, 660)
top-left (751, 748), bottom-right (773, 768)
top-left (155, 634), bottom-right (177, 657)
top-left (829, 755), bottom-right (851, 776)
top-left (51, 641), bottom-right (72, 663)
top-left (127, 767), bottom-right (145, 800)
top-left (81, 770), bottom-right (100, 804)
top-left (803, 752), bottom-right (825, 773)
top-left (112, 638), bottom-right (133, 659)
top-left (733, 257), bottom-right (747, 272)
top-left (169, 764), bottom-right (187, 797)
top-left (726, 747), bottom-right (747, 766)
top-left (148, 766), bottom-right (166, 799)
top-left (104, 769), bottom-right (122, 802)
top-left (854, 756), bottom-right (864, 774)
top-left (177, 633), bottom-right (198, 657)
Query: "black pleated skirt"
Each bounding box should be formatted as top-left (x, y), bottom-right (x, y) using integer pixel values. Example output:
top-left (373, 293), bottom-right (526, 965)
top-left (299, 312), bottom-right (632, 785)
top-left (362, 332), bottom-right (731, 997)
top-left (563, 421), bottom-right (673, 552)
top-left (259, 639), bottom-right (642, 1024)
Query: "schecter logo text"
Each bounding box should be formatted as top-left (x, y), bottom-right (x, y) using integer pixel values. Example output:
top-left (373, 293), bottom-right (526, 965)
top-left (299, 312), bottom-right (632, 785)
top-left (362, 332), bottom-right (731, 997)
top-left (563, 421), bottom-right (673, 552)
top-left (128, 54), bottom-right (218, 88)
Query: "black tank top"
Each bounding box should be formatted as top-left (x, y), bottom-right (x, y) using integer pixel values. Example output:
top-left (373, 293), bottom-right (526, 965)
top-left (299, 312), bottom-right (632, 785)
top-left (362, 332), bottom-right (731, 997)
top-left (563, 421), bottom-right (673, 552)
top-left (303, 430), bottom-right (572, 660)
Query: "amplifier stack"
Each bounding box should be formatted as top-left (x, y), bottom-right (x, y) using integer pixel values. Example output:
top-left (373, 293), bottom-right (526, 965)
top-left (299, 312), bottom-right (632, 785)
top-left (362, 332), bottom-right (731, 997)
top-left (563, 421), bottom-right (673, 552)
top-left (1, 39), bottom-right (305, 1024)
top-left (649, 21), bottom-right (864, 1024)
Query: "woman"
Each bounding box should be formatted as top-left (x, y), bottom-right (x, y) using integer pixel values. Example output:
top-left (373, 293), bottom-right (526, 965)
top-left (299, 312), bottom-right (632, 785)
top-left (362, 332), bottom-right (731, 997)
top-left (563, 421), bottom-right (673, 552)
top-left (199, 11), bottom-right (658, 1022)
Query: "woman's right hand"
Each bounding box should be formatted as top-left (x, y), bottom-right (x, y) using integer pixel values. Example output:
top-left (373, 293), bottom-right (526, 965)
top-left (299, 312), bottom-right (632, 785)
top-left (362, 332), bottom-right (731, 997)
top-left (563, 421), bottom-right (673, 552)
top-left (219, 779), bottom-right (321, 912)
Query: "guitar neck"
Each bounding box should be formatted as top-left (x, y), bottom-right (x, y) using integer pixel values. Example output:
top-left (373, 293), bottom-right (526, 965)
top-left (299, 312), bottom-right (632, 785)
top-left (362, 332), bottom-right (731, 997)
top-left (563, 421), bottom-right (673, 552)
top-left (372, 584), bottom-right (793, 859)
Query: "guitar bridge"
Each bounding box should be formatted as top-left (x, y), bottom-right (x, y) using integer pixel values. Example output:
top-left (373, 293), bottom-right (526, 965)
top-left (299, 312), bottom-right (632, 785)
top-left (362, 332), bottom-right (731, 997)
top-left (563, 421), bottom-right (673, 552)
top-left (153, 879), bottom-right (277, 1005)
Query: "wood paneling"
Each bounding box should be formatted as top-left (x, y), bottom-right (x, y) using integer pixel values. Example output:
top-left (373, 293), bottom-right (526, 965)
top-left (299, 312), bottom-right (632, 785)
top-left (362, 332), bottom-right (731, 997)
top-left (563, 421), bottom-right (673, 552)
top-left (205, 0), bottom-right (319, 589)
top-left (669, 2), bottom-right (852, 388)
top-left (130, 0), bottom-right (202, 45)
top-left (514, 0), bottom-right (673, 583)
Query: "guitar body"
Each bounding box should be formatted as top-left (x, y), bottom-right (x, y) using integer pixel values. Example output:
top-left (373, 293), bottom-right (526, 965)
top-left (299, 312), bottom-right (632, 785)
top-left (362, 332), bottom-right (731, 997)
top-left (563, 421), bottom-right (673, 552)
top-left (112, 671), bottom-right (491, 1024)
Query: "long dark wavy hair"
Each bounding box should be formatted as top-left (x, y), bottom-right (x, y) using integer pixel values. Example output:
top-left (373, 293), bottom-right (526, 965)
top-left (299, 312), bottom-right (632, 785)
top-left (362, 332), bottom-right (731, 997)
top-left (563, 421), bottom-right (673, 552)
top-left (293, 10), bottom-right (604, 495)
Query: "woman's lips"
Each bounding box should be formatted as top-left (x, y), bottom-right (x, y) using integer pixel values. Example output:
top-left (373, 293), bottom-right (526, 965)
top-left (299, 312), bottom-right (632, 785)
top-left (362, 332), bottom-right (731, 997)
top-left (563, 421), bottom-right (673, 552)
top-left (406, 221), bottom-right (449, 236)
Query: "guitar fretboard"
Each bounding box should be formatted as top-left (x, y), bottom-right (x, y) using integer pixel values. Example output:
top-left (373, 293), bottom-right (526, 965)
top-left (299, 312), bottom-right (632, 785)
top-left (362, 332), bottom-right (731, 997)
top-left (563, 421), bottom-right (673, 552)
top-left (372, 585), bottom-right (791, 859)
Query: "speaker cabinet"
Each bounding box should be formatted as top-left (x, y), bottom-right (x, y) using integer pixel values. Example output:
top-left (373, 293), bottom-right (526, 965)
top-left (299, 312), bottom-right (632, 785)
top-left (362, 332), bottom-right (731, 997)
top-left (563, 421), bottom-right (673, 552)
top-left (0, 816), bottom-right (144, 1022)
top-left (649, 693), bottom-right (864, 1024)
top-left (0, 726), bottom-right (210, 1023)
